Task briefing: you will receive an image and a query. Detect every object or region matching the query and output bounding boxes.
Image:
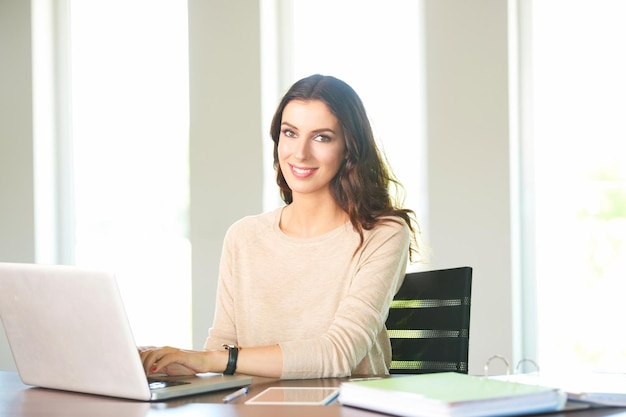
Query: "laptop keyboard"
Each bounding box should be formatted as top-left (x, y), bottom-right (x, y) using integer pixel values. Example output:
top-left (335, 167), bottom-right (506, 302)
top-left (148, 378), bottom-right (191, 390)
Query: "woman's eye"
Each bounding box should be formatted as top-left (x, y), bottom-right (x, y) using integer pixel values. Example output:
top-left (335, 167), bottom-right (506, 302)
top-left (313, 134), bottom-right (331, 142)
top-left (282, 129), bottom-right (296, 138)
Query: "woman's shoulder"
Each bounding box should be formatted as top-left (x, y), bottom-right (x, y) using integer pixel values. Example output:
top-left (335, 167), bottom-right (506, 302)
top-left (363, 215), bottom-right (411, 243)
top-left (225, 207), bottom-right (281, 238)
top-left (372, 215), bottom-right (411, 234)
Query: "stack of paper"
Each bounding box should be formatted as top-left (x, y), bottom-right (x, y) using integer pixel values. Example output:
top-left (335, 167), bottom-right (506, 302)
top-left (494, 371), bottom-right (626, 407)
top-left (339, 372), bottom-right (566, 417)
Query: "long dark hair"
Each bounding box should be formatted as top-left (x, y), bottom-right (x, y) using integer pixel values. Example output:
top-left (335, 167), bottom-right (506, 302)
top-left (270, 74), bottom-right (419, 260)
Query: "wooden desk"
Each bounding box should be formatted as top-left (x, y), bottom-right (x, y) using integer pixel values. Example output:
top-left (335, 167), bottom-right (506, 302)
top-left (2, 371), bottom-right (626, 417)
top-left (0, 371), bottom-right (377, 417)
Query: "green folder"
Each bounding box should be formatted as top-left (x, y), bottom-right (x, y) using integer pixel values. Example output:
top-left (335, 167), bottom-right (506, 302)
top-left (339, 372), bottom-right (566, 417)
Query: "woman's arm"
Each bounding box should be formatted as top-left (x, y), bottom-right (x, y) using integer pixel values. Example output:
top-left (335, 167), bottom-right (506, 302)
top-left (139, 344), bottom-right (283, 377)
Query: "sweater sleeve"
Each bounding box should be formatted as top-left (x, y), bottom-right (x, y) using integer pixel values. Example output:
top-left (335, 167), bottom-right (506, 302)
top-left (203, 226), bottom-right (238, 350)
top-left (278, 219), bottom-right (410, 379)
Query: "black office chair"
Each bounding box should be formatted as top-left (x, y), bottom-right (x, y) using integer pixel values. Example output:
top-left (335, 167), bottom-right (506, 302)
top-left (386, 266), bottom-right (472, 374)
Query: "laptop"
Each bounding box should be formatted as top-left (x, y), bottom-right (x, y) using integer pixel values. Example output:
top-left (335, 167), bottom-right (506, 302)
top-left (0, 262), bottom-right (252, 401)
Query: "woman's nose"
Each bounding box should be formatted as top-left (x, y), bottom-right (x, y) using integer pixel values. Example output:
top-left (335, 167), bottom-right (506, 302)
top-left (293, 138), bottom-right (310, 160)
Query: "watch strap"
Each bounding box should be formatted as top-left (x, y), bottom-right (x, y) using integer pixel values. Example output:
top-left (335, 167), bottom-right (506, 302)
top-left (222, 344), bottom-right (239, 375)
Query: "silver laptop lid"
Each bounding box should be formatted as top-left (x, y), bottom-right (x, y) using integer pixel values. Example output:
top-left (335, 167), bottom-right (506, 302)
top-left (0, 262), bottom-right (154, 400)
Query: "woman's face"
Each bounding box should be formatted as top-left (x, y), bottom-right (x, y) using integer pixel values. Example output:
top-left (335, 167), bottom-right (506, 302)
top-left (278, 99), bottom-right (346, 200)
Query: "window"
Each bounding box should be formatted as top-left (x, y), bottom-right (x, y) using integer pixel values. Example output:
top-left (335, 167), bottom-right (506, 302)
top-left (522, 0), bottom-right (626, 372)
top-left (59, 0), bottom-right (190, 347)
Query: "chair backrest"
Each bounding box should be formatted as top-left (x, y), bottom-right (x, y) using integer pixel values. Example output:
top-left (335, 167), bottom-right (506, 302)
top-left (386, 266), bottom-right (472, 374)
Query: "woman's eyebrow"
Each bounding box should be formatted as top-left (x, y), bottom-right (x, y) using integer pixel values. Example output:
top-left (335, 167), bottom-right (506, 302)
top-left (281, 122), bottom-right (336, 135)
top-left (311, 128), bottom-right (337, 135)
top-left (281, 122), bottom-right (298, 130)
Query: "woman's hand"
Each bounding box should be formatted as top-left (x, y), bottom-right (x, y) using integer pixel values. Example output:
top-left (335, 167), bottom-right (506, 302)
top-left (138, 346), bottom-right (212, 376)
top-left (139, 344), bottom-right (283, 378)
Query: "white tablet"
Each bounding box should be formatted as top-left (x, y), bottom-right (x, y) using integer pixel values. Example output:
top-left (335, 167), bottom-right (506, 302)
top-left (245, 387), bottom-right (340, 405)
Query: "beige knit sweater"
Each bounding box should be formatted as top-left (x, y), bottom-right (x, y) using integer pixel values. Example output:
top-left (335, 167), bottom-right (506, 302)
top-left (204, 207), bottom-right (410, 379)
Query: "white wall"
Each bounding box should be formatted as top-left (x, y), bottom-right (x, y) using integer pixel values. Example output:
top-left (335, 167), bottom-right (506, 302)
top-left (0, 0), bottom-right (516, 375)
top-left (423, 0), bottom-right (515, 375)
top-left (187, 0), bottom-right (264, 350)
top-left (0, 0), bottom-right (35, 371)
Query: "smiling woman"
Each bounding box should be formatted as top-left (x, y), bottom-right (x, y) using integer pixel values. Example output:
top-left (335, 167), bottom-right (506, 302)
top-left (139, 74), bottom-right (420, 380)
top-left (278, 100), bottom-right (347, 215)
top-left (262, 0), bottom-right (425, 227)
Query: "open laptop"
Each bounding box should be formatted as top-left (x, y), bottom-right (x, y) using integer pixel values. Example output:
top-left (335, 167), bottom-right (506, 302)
top-left (0, 262), bottom-right (252, 401)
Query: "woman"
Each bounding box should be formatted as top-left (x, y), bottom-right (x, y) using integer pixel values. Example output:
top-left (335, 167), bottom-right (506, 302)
top-left (141, 74), bottom-right (419, 379)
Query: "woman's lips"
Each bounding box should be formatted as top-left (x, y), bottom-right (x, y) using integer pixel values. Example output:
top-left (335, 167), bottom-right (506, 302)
top-left (289, 164), bottom-right (318, 179)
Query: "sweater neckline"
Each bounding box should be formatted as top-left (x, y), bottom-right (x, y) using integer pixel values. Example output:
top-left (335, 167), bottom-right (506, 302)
top-left (272, 206), bottom-right (352, 243)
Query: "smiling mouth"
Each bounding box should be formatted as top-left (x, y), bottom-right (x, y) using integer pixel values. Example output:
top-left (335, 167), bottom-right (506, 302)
top-left (289, 164), bottom-right (318, 178)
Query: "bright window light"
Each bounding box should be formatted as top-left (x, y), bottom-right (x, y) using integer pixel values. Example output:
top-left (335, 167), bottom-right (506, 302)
top-left (68, 0), bottom-right (190, 347)
top-left (529, 0), bottom-right (626, 372)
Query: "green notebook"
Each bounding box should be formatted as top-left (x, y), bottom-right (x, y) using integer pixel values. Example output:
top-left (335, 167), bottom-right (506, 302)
top-left (339, 372), bottom-right (566, 417)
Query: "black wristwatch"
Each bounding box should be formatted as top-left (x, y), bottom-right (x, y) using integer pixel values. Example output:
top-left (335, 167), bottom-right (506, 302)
top-left (222, 344), bottom-right (239, 375)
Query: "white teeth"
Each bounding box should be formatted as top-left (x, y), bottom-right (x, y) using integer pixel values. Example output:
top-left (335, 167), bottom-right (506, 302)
top-left (293, 166), bottom-right (313, 174)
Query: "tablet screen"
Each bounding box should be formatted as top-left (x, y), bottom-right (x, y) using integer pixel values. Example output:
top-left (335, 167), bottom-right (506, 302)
top-left (245, 387), bottom-right (339, 405)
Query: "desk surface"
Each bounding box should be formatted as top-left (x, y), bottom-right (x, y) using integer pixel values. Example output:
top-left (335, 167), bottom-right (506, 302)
top-left (2, 371), bottom-right (626, 417)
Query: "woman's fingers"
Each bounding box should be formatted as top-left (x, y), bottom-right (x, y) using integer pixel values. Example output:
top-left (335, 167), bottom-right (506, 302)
top-left (139, 347), bottom-right (201, 376)
top-left (139, 346), bottom-right (172, 374)
top-left (162, 362), bottom-right (195, 376)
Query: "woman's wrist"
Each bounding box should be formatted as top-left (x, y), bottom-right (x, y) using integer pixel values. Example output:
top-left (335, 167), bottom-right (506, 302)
top-left (205, 348), bottom-right (230, 374)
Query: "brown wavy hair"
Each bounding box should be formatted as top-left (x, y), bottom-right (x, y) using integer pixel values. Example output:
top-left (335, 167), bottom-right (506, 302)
top-left (270, 74), bottom-right (419, 261)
